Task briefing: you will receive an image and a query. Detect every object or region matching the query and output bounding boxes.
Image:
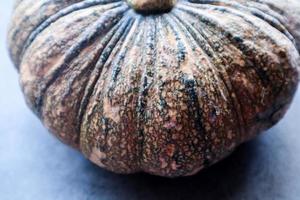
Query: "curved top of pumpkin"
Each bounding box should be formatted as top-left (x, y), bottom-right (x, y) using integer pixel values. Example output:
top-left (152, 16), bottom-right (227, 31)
top-left (7, 0), bottom-right (300, 68)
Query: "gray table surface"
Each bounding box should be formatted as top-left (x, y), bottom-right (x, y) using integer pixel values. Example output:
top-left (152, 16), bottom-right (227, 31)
top-left (1, 2), bottom-right (300, 200)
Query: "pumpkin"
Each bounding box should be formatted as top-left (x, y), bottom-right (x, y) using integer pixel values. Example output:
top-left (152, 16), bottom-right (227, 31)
top-left (8, 0), bottom-right (300, 177)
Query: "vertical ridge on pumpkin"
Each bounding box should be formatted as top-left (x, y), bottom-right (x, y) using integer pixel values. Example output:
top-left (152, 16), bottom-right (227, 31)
top-left (239, 0), bottom-right (298, 47)
top-left (80, 13), bottom-right (145, 173)
top-left (169, 12), bottom-right (236, 168)
top-left (35, 5), bottom-right (129, 116)
top-left (77, 15), bottom-right (134, 151)
top-left (137, 16), bottom-right (179, 175)
top-left (137, 15), bottom-right (157, 171)
top-left (259, 0), bottom-right (300, 52)
top-left (174, 5), bottom-right (245, 145)
top-left (190, 0), bottom-right (299, 51)
top-left (179, 1), bottom-right (299, 141)
top-left (8, 0), bottom-right (84, 67)
top-left (19, 4), bottom-right (130, 148)
top-left (87, 13), bottom-right (142, 172)
top-left (177, 3), bottom-right (267, 142)
top-left (165, 14), bottom-right (211, 172)
top-left (184, 1), bottom-right (295, 44)
top-left (20, 1), bottom-right (125, 67)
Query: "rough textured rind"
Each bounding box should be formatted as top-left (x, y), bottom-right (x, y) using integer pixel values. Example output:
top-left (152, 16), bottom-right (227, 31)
top-left (8, 0), bottom-right (300, 177)
top-left (255, 0), bottom-right (300, 52)
top-left (7, 0), bottom-right (83, 66)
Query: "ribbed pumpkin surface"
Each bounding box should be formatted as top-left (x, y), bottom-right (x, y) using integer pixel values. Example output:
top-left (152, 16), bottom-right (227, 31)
top-left (8, 0), bottom-right (300, 177)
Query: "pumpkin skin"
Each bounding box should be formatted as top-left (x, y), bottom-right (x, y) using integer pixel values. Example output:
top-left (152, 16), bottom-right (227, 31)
top-left (8, 0), bottom-right (300, 177)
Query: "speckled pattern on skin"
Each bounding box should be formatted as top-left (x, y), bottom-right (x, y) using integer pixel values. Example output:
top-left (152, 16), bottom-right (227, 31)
top-left (7, 0), bottom-right (300, 177)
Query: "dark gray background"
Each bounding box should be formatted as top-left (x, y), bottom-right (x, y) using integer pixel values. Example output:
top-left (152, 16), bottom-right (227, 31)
top-left (1, 2), bottom-right (300, 200)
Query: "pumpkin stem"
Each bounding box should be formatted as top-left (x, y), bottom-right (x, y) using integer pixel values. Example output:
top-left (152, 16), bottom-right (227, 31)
top-left (127, 0), bottom-right (176, 14)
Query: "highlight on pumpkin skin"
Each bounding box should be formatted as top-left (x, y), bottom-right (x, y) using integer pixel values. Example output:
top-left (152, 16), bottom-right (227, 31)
top-left (126, 0), bottom-right (177, 13)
